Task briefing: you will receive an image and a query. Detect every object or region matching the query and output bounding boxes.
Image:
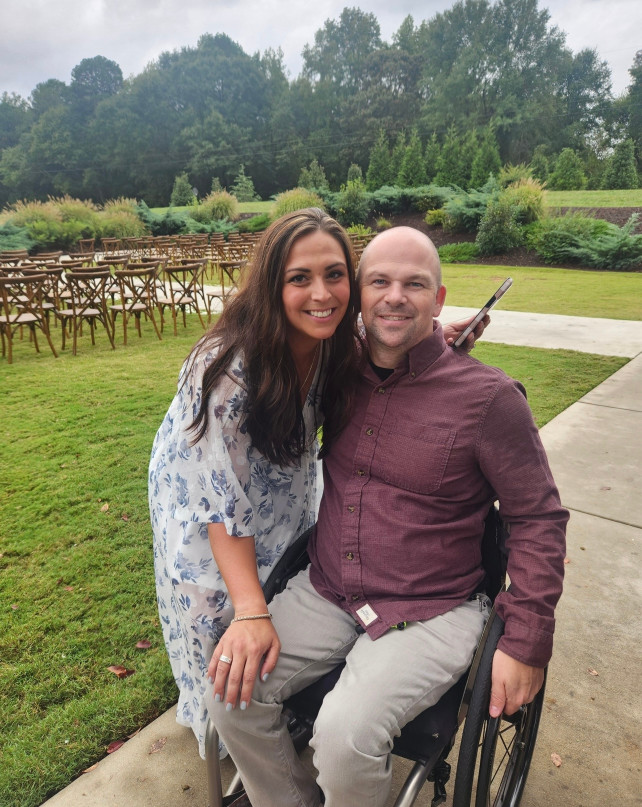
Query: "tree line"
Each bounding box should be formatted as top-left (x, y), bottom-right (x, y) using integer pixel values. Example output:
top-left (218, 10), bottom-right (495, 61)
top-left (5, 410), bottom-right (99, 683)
top-left (0, 0), bottom-right (640, 207)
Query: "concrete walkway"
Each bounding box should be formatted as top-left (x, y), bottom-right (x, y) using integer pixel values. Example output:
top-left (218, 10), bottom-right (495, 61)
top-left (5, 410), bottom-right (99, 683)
top-left (42, 311), bottom-right (642, 807)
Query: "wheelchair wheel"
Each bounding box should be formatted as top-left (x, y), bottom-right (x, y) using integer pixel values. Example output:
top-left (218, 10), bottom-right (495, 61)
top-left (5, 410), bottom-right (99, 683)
top-left (452, 614), bottom-right (545, 807)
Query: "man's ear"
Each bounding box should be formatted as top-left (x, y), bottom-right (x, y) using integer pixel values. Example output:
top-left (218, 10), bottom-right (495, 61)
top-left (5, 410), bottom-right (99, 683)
top-left (434, 284), bottom-right (447, 317)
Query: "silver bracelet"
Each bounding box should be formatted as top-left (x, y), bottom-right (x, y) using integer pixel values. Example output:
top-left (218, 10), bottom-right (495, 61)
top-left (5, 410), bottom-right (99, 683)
top-left (230, 613), bottom-right (273, 623)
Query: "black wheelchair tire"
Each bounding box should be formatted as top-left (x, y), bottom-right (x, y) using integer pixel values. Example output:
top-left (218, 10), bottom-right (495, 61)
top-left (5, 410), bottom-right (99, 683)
top-left (452, 614), bottom-right (545, 807)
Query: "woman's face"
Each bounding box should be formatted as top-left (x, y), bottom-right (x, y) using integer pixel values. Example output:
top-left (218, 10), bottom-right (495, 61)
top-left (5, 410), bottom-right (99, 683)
top-left (281, 230), bottom-right (351, 351)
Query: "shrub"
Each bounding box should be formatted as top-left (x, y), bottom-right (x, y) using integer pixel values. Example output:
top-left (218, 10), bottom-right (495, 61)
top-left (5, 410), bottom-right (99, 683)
top-left (0, 221), bottom-right (34, 252)
top-left (347, 163), bottom-right (364, 184)
top-left (527, 212), bottom-right (642, 269)
top-left (271, 188), bottom-right (325, 218)
top-left (501, 178), bottom-right (544, 224)
top-left (102, 197), bottom-right (139, 215)
top-left (346, 224), bottom-right (374, 237)
top-left (170, 172), bottom-right (195, 206)
top-left (237, 213), bottom-right (272, 233)
top-left (370, 184), bottom-right (451, 216)
top-left (98, 209), bottom-right (148, 239)
top-left (9, 200), bottom-right (64, 248)
top-left (443, 177), bottom-right (500, 233)
top-left (202, 190), bottom-right (239, 221)
top-left (188, 204), bottom-right (213, 224)
top-left (425, 209), bottom-right (447, 227)
top-left (56, 196), bottom-right (100, 237)
top-left (497, 163), bottom-right (532, 188)
top-left (437, 242), bottom-right (479, 263)
top-left (530, 145), bottom-right (549, 183)
top-left (376, 217), bottom-right (392, 230)
top-left (335, 180), bottom-right (371, 226)
top-left (475, 198), bottom-right (523, 255)
top-left (548, 149), bottom-right (587, 190)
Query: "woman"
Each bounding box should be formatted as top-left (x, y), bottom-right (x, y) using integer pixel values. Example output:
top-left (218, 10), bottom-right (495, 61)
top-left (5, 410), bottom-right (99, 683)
top-left (149, 208), bottom-right (481, 757)
top-left (149, 208), bottom-right (361, 757)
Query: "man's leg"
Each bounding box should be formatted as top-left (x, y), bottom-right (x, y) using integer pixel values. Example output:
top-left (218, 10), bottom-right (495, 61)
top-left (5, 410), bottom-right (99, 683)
top-left (207, 568), bottom-right (360, 807)
top-left (311, 598), bottom-right (490, 807)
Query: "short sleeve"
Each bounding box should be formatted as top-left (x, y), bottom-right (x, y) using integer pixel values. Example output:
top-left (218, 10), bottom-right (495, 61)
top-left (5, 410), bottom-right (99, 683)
top-left (158, 352), bottom-right (256, 537)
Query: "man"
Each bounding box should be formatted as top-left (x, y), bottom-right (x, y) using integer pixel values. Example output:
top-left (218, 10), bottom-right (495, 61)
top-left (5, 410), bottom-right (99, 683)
top-left (209, 227), bottom-right (568, 807)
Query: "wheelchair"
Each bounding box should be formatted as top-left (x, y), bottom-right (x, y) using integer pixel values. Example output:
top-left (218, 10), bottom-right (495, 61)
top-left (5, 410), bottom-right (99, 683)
top-left (205, 506), bottom-right (546, 807)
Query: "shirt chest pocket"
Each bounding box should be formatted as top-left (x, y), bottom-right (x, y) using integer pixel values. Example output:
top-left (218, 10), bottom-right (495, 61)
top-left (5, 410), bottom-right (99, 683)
top-left (371, 421), bottom-right (456, 494)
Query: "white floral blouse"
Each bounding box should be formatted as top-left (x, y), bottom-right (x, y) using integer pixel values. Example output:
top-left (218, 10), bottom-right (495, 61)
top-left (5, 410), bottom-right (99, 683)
top-left (149, 346), bottom-right (322, 758)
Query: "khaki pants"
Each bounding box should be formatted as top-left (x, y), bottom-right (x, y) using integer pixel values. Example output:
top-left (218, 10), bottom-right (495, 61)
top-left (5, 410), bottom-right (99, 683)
top-left (207, 568), bottom-right (489, 807)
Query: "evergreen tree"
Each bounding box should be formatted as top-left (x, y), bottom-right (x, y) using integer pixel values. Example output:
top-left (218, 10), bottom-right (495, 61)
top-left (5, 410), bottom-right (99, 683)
top-left (470, 126), bottom-right (502, 187)
top-left (601, 139), bottom-right (639, 189)
top-left (389, 132), bottom-right (407, 185)
top-left (434, 126), bottom-right (469, 186)
top-left (299, 158), bottom-right (329, 191)
top-left (170, 172), bottom-right (195, 206)
top-left (347, 163), bottom-right (363, 183)
top-left (547, 148), bottom-right (587, 190)
top-left (529, 145), bottom-right (549, 183)
top-left (230, 164), bottom-right (259, 201)
top-left (365, 130), bottom-right (392, 191)
top-left (397, 128), bottom-right (427, 187)
top-left (211, 176), bottom-right (222, 193)
top-left (424, 132), bottom-right (440, 183)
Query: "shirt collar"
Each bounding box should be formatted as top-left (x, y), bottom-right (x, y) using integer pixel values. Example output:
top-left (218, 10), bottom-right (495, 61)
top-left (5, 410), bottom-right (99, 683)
top-left (363, 322), bottom-right (447, 383)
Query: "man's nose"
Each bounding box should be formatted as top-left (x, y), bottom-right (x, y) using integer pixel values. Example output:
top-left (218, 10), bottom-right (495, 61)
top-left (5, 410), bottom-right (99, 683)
top-left (384, 282), bottom-right (406, 304)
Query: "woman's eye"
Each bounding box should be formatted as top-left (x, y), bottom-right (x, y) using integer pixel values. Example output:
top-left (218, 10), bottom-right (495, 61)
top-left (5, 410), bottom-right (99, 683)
top-left (288, 274), bottom-right (307, 284)
top-left (328, 269), bottom-right (345, 280)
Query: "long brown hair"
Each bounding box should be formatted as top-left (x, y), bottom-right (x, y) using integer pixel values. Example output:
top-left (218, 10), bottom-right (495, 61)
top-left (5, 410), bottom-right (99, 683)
top-left (189, 208), bottom-right (361, 465)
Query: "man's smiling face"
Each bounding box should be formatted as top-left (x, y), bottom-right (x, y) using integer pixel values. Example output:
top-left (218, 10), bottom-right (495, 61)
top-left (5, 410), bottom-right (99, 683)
top-left (358, 227), bottom-right (446, 368)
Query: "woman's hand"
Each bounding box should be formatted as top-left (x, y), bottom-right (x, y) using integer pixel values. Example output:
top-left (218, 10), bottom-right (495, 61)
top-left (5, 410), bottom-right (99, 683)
top-left (209, 616), bottom-right (281, 710)
top-left (443, 314), bottom-right (490, 352)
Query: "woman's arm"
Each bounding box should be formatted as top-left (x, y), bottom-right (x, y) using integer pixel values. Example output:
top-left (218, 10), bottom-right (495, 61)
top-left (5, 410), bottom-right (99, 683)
top-left (207, 523), bottom-right (281, 710)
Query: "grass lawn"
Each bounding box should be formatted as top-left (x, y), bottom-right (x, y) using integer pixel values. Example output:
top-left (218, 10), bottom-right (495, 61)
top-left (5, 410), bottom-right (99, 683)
top-left (442, 264), bottom-right (642, 320)
top-left (0, 314), bottom-right (628, 807)
top-left (544, 188), bottom-right (642, 208)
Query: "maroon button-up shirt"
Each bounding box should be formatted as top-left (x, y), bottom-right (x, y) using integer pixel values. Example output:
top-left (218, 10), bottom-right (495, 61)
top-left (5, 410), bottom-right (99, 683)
top-left (309, 324), bottom-right (568, 667)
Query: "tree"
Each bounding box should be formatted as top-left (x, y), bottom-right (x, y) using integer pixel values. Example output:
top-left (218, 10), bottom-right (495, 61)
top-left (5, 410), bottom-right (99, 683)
top-left (389, 132), bottom-right (407, 184)
top-left (397, 128), bottom-right (426, 187)
top-left (170, 172), bottom-right (195, 206)
top-left (434, 126), bottom-right (476, 187)
top-left (424, 132), bottom-right (440, 183)
top-left (230, 164), bottom-right (259, 201)
top-left (470, 125), bottom-right (502, 187)
top-left (624, 51), bottom-right (642, 164)
top-left (346, 163), bottom-right (363, 183)
top-left (548, 148), bottom-right (587, 190)
top-left (601, 140), bottom-right (639, 189)
top-left (529, 145), bottom-right (549, 183)
top-left (70, 56), bottom-right (123, 119)
top-left (366, 131), bottom-right (392, 191)
top-left (299, 159), bottom-right (329, 191)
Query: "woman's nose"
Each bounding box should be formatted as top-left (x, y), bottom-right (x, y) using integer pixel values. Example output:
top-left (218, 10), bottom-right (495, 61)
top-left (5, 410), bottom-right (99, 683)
top-left (310, 278), bottom-right (331, 300)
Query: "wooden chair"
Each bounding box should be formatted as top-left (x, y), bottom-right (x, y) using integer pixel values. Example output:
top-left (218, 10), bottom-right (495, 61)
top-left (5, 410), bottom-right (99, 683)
top-left (110, 266), bottom-right (162, 345)
top-left (0, 273), bottom-right (58, 363)
top-left (156, 262), bottom-right (207, 335)
top-left (0, 249), bottom-right (30, 266)
top-left (56, 270), bottom-right (116, 355)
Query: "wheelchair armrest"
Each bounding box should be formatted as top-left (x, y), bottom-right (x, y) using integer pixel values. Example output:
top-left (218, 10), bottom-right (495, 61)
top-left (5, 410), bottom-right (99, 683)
top-left (262, 526), bottom-right (314, 604)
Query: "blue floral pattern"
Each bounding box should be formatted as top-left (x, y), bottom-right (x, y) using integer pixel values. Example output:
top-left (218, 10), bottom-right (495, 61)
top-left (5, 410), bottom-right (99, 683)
top-left (149, 349), bottom-right (322, 758)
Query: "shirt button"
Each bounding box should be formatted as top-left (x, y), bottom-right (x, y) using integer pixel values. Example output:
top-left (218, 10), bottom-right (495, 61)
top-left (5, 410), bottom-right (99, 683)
top-left (357, 469), bottom-right (365, 476)
top-left (410, 371), bottom-right (416, 379)
top-left (346, 552), bottom-right (354, 560)
top-left (378, 387), bottom-right (386, 394)
top-left (351, 594), bottom-right (360, 601)
top-left (365, 428), bottom-right (373, 436)
top-left (347, 505), bottom-right (355, 512)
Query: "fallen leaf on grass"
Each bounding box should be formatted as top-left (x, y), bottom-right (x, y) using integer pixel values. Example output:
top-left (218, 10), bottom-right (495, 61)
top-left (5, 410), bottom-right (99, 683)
top-left (100, 503), bottom-right (109, 513)
top-left (11, 604), bottom-right (19, 610)
top-left (82, 763), bottom-right (99, 773)
top-left (149, 737), bottom-right (167, 754)
top-left (551, 753), bottom-right (563, 767)
top-left (107, 740), bottom-right (125, 754)
top-left (588, 668), bottom-right (599, 676)
top-left (121, 513), bottom-right (129, 521)
top-left (136, 640), bottom-right (152, 649)
top-left (64, 585), bottom-right (74, 592)
top-left (107, 665), bottom-right (135, 679)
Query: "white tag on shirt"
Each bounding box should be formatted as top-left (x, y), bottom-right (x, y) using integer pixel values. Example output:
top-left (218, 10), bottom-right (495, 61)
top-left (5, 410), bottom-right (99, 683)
top-left (356, 603), bottom-right (379, 626)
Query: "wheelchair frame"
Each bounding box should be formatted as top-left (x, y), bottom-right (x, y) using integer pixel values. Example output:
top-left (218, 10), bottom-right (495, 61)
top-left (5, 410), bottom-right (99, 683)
top-left (205, 507), bottom-right (545, 807)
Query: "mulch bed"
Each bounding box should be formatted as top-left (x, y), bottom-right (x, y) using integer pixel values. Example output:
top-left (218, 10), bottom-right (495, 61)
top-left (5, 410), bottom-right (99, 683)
top-left (369, 208), bottom-right (642, 270)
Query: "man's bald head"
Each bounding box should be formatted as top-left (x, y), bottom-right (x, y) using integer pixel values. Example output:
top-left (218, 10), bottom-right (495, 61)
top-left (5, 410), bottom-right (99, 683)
top-left (359, 227), bottom-right (442, 290)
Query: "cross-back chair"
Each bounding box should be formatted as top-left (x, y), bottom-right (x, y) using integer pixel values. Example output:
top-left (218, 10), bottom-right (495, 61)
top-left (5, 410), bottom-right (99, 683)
top-left (110, 266), bottom-right (162, 344)
top-left (0, 273), bottom-right (58, 363)
top-left (156, 262), bottom-right (207, 335)
top-left (56, 269), bottom-right (116, 355)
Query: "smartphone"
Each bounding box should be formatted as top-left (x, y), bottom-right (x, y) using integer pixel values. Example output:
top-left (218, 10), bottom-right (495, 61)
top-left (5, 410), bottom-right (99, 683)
top-left (452, 277), bottom-right (513, 348)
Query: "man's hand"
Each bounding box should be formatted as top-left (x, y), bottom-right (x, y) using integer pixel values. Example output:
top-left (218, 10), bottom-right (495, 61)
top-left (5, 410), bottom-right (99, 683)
top-left (489, 649), bottom-right (545, 717)
top-left (443, 314), bottom-right (490, 352)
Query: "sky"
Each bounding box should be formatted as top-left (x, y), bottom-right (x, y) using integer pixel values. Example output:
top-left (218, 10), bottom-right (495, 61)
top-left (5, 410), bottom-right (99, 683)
top-left (1, 0), bottom-right (640, 101)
